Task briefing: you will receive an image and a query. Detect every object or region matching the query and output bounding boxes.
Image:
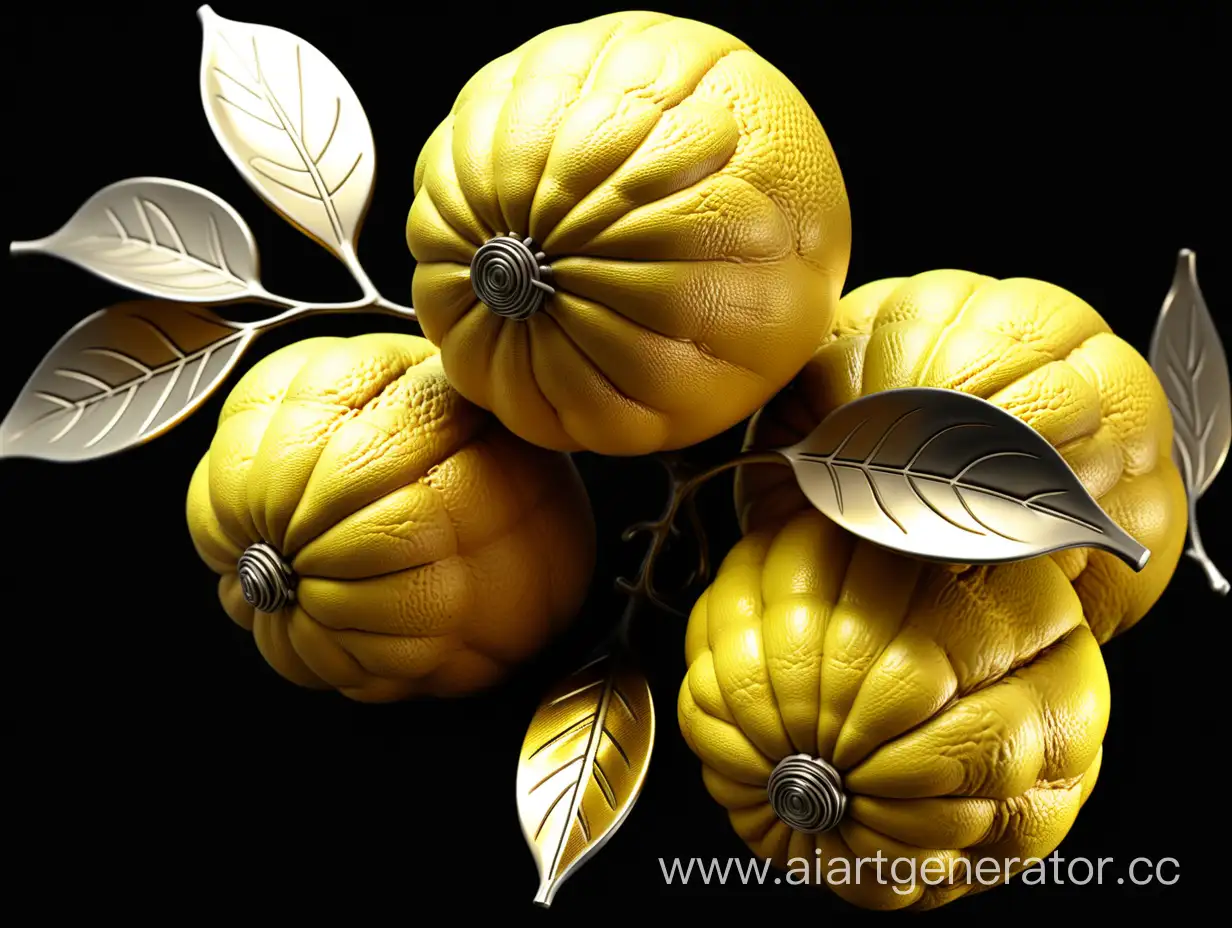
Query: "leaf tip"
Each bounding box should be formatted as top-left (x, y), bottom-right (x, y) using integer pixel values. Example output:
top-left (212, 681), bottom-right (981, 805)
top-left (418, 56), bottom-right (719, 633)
top-left (196, 5), bottom-right (217, 25)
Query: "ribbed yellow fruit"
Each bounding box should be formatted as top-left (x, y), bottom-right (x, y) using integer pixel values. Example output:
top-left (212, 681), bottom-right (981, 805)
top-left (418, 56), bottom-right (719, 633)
top-left (678, 508), bottom-right (1109, 911)
top-left (406, 11), bottom-right (850, 455)
top-left (737, 271), bottom-right (1186, 643)
top-left (185, 334), bottom-right (595, 701)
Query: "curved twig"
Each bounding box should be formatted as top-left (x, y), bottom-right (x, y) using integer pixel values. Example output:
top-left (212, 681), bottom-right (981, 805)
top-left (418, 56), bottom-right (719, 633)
top-left (615, 450), bottom-right (787, 620)
top-left (1185, 492), bottom-right (1230, 595)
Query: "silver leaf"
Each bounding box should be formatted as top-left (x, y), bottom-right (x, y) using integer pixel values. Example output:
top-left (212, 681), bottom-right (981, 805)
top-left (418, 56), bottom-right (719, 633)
top-left (197, 5), bottom-right (376, 266)
top-left (776, 387), bottom-right (1150, 571)
top-left (0, 301), bottom-right (255, 462)
top-left (10, 177), bottom-right (261, 303)
top-left (517, 646), bottom-right (654, 907)
top-left (1149, 248), bottom-right (1230, 594)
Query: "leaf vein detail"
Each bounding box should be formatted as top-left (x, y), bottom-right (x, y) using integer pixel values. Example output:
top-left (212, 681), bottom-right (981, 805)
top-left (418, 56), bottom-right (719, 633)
top-left (534, 782), bottom-right (576, 841)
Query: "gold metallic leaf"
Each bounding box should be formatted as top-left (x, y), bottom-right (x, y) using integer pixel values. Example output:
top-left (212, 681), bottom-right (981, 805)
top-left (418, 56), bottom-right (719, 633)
top-left (0, 301), bottom-right (254, 462)
top-left (517, 648), bottom-right (654, 907)
top-left (1149, 249), bottom-right (1230, 593)
top-left (197, 5), bottom-right (375, 265)
top-left (10, 178), bottom-right (262, 303)
top-left (776, 386), bottom-right (1150, 570)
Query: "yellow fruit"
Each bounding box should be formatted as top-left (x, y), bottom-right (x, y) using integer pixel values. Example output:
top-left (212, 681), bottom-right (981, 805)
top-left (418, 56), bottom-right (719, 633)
top-left (737, 271), bottom-right (1186, 643)
top-left (185, 334), bottom-right (595, 701)
top-left (406, 11), bottom-right (850, 456)
top-left (678, 509), bottom-right (1109, 911)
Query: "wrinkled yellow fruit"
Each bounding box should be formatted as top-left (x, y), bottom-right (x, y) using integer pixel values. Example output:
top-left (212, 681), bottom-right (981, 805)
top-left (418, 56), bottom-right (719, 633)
top-left (185, 334), bottom-right (595, 701)
top-left (737, 270), bottom-right (1186, 643)
top-left (407, 11), bottom-right (850, 456)
top-left (678, 509), bottom-right (1109, 911)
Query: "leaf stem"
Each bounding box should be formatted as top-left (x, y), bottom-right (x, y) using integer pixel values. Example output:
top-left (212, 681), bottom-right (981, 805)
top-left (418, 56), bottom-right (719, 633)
top-left (1185, 494), bottom-right (1230, 595)
top-left (246, 287), bottom-right (416, 331)
top-left (9, 238), bottom-right (51, 256)
top-left (370, 296), bottom-right (418, 319)
top-left (340, 244), bottom-right (380, 299)
top-left (327, 243), bottom-right (418, 320)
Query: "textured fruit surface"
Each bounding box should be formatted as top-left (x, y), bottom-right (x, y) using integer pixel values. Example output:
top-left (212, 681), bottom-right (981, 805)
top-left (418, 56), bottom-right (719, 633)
top-left (185, 334), bottom-right (595, 701)
top-left (737, 271), bottom-right (1186, 642)
top-left (407, 11), bottom-right (850, 455)
top-left (678, 508), bottom-right (1109, 911)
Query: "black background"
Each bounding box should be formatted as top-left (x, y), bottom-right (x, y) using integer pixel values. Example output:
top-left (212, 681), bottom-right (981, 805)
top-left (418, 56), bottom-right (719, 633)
top-left (3, 2), bottom-right (1225, 920)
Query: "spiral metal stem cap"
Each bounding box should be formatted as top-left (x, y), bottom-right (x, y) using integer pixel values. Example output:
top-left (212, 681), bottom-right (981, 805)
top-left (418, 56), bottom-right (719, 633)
top-left (470, 233), bottom-right (554, 321)
top-left (768, 754), bottom-right (848, 834)
top-left (237, 543), bottom-right (296, 613)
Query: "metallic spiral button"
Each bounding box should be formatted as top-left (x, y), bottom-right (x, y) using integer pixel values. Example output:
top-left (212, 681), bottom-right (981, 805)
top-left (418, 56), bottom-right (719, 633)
top-left (470, 233), bottom-right (555, 320)
top-left (236, 543), bottom-right (296, 613)
top-left (768, 754), bottom-right (848, 834)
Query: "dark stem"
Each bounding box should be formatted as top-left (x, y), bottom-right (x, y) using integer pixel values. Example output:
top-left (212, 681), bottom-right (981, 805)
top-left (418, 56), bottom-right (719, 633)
top-left (614, 542), bottom-right (656, 647)
top-left (613, 449), bottom-right (789, 641)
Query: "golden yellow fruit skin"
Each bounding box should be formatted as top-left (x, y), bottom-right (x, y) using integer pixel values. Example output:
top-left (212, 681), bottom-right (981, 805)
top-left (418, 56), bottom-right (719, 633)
top-left (185, 334), bottom-right (596, 701)
top-left (406, 11), bottom-right (850, 455)
top-left (678, 509), bottom-right (1109, 911)
top-left (736, 271), bottom-right (1187, 643)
